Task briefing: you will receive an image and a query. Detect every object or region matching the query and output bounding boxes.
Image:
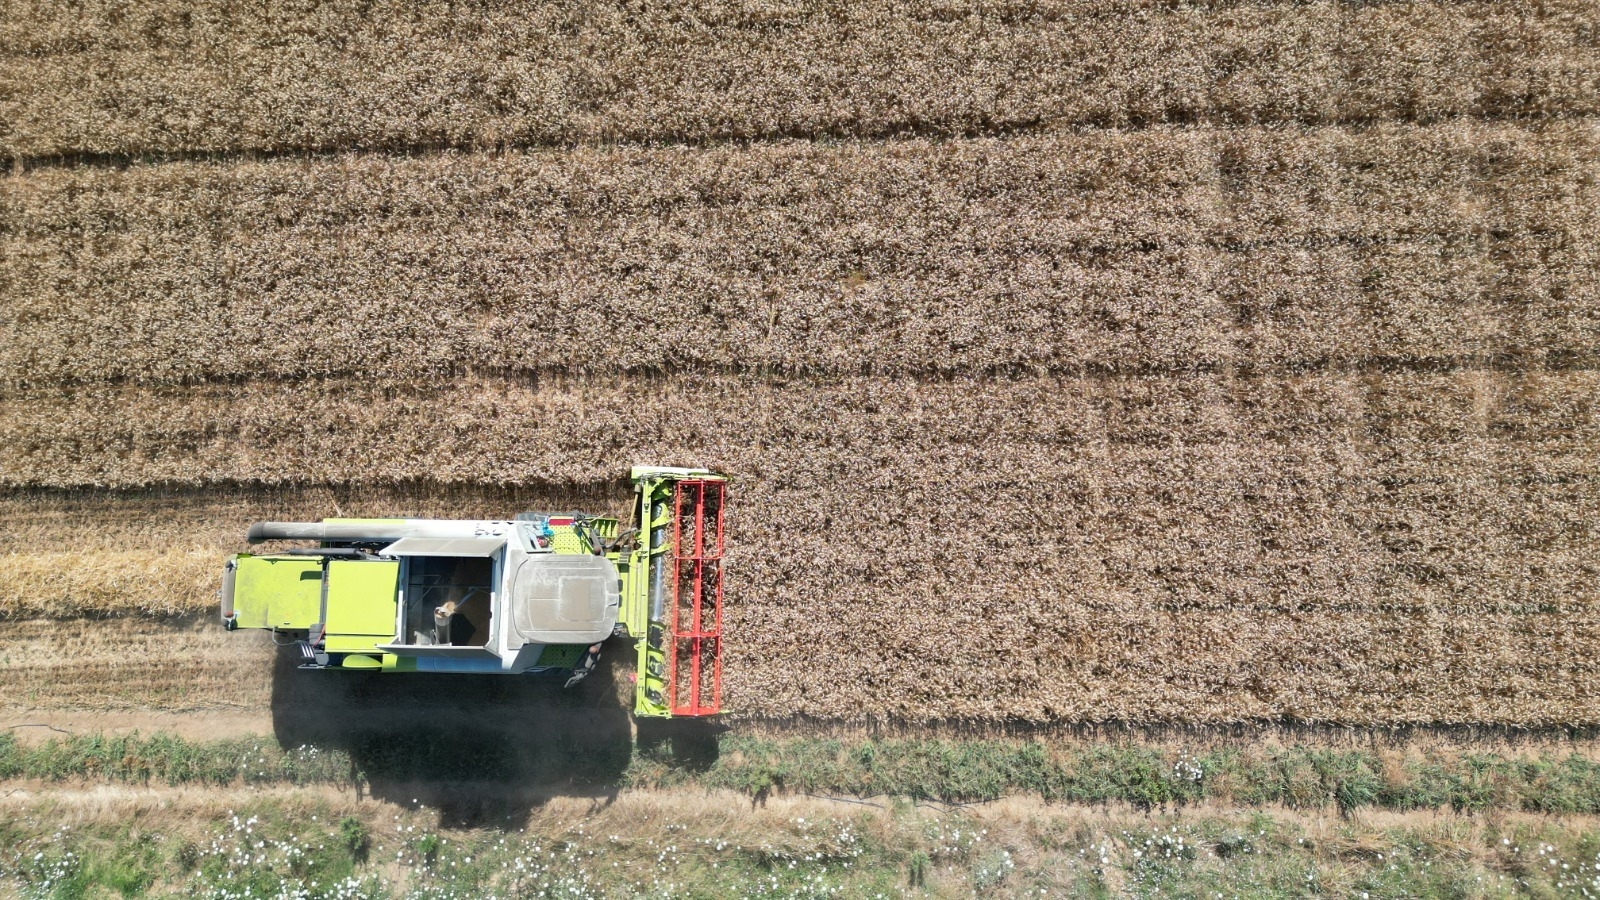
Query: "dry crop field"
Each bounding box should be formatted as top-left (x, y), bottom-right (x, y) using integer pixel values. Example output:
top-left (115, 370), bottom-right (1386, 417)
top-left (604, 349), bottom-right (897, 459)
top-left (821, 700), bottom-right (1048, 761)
top-left (2, 0), bottom-right (1598, 729)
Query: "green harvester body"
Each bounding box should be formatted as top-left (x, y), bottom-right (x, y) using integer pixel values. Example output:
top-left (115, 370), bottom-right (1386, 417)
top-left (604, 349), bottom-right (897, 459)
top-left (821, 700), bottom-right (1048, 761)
top-left (221, 466), bottom-right (726, 719)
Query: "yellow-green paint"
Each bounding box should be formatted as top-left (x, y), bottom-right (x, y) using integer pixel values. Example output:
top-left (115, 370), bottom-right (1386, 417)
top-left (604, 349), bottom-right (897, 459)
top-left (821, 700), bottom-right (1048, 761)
top-left (381, 654), bottom-right (418, 672)
top-left (546, 517), bottom-right (618, 554)
top-left (325, 634), bottom-right (388, 653)
top-left (231, 555), bottom-right (322, 630)
top-left (535, 644), bottom-right (587, 668)
top-left (341, 655), bottom-right (382, 669)
top-left (324, 559), bottom-right (399, 638)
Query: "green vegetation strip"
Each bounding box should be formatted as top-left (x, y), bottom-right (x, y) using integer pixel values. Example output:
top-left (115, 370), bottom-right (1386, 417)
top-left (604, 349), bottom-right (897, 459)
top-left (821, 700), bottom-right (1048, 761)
top-left (696, 738), bottom-right (1600, 814)
top-left (4, 792), bottom-right (1600, 898)
top-left (0, 733), bottom-right (348, 788)
top-left (5, 732), bottom-right (1600, 814)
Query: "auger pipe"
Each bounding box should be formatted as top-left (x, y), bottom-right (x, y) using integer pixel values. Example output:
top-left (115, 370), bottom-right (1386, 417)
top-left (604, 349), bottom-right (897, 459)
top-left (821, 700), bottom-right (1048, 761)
top-left (246, 520), bottom-right (503, 545)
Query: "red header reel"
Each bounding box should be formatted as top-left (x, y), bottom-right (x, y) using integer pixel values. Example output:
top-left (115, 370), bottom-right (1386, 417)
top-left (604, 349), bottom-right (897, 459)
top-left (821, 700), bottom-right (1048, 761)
top-left (665, 479), bottom-right (725, 716)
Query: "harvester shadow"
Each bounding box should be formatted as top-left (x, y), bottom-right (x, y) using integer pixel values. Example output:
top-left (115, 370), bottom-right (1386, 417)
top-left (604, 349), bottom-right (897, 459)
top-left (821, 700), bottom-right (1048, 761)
top-left (635, 717), bottom-right (723, 775)
top-left (270, 643), bottom-right (648, 829)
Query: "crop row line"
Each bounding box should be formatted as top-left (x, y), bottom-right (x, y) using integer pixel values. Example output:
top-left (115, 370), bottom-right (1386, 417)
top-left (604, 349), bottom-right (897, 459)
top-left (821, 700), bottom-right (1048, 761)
top-left (8, 108), bottom-right (1600, 175)
top-left (1, 350), bottom-right (1594, 395)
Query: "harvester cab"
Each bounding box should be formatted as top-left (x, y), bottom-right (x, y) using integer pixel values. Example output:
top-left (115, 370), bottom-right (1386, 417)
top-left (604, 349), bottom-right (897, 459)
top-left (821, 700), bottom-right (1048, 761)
top-left (221, 466), bottom-right (726, 719)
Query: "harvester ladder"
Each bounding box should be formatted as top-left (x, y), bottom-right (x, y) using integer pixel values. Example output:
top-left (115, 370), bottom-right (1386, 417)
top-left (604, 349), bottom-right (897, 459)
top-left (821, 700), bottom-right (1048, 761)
top-left (666, 479), bottom-right (724, 716)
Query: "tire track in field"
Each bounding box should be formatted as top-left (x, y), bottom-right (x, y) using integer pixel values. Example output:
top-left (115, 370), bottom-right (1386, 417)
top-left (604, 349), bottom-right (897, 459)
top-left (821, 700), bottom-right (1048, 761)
top-left (0, 616), bottom-right (274, 714)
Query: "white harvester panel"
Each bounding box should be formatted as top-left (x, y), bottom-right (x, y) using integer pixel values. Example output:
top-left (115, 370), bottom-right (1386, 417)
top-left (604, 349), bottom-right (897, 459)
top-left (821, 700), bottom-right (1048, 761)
top-left (507, 554), bottom-right (620, 646)
top-left (380, 537), bottom-right (506, 557)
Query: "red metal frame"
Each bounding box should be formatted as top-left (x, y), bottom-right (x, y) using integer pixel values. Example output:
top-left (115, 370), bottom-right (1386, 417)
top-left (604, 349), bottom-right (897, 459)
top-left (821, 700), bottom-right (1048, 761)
top-left (665, 479), bottom-right (725, 716)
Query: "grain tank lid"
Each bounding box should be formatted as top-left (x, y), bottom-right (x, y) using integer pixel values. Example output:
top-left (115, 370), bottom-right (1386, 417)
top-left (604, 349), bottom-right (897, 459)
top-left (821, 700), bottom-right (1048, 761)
top-left (508, 554), bottom-right (620, 645)
top-left (378, 537), bottom-right (505, 557)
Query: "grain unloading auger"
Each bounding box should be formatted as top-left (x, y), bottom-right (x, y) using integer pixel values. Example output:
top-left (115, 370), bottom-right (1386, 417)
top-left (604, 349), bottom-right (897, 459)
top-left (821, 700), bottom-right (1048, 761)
top-left (220, 466), bottom-right (726, 719)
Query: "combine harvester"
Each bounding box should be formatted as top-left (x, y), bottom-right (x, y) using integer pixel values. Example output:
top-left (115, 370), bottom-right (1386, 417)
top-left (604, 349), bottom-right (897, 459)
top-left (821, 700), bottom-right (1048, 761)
top-left (220, 466), bottom-right (725, 719)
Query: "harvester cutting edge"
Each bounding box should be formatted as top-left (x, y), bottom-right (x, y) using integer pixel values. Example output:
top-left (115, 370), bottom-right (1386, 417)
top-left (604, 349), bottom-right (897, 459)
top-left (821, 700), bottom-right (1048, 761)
top-left (220, 466), bottom-right (726, 718)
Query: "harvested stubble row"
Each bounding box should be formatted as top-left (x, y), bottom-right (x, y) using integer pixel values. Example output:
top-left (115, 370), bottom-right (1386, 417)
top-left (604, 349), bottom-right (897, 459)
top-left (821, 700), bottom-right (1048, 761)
top-left (2, 0), bottom-right (1596, 159)
top-left (0, 483), bottom-right (626, 619)
top-left (0, 616), bottom-right (265, 712)
top-left (1, 371), bottom-right (1594, 724)
top-left (3, 123), bottom-right (1597, 384)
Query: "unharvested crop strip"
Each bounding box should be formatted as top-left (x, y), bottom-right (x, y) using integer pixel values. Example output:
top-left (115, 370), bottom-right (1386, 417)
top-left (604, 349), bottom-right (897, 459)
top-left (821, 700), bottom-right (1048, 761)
top-left (0, 371), bottom-right (1593, 724)
top-left (3, 124), bottom-right (1596, 386)
top-left (3, 0), bottom-right (1596, 160)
